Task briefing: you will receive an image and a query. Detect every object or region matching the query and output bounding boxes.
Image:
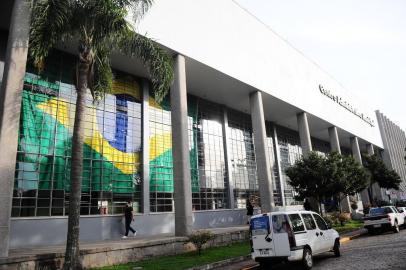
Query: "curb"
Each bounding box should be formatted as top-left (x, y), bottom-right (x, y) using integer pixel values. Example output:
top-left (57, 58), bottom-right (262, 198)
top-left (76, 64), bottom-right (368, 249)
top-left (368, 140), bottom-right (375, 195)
top-left (340, 228), bottom-right (367, 244)
top-left (184, 255), bottom-right (251, 270)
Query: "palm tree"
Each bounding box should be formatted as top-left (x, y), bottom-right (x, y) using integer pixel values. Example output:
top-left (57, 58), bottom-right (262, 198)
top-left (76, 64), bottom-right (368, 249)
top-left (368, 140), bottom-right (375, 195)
top-left (29, 1), bottom-right (173, 269)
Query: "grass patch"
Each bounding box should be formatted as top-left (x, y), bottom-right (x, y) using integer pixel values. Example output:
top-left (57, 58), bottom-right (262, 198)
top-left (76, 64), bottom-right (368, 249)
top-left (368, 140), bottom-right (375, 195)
top-left (333, 220), bottom-right (363, 233)
top-left (92, 241), bottom-right (250, 270)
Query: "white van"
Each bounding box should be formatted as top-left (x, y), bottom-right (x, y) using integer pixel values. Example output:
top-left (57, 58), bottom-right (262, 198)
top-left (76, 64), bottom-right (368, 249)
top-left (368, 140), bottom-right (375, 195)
top-left (250, 210), bottom-right (340, 269)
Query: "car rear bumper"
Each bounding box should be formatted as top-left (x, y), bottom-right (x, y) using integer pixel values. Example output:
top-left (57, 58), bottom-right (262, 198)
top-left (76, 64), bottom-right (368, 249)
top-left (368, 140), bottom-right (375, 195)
top-left (364, 223), bottom-right (392, 230)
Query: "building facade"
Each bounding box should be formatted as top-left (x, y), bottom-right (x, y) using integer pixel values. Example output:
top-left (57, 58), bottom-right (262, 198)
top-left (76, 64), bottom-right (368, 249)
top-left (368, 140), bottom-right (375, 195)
top-left (1, 0), bottom-right (403, 256)
top-left (376, 111), bottom-right (406, 200)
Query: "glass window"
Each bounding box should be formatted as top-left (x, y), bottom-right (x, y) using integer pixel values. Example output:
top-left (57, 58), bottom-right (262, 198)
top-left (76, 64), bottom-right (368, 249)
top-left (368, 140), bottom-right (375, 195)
top-left (288, 214), bottom-right (305, 232)
top-left (13, 51), bottom-right (142, 217)
top-left (228, 109), bottom-right (259, 209)
top-left (313, 214), bottom-right (328, 230)
top-left (272, 214), bottom-right (289, 234)
top-left (189, 97), bottom-right (228, 210)
top-left (276, 126), bottom-right (302, 206)
top-left (301, 214), bottom-right (317, 230)
top-left (149, 93), bottom-right (174, 212)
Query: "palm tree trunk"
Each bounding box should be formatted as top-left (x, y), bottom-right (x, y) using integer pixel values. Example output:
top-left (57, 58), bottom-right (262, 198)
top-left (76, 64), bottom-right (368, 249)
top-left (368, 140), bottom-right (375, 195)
top-left (63, 51), bottom-right (91, 270)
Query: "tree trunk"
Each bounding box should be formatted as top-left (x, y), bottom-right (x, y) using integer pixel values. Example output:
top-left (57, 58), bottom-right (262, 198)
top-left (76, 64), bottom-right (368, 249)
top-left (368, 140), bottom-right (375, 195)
top-left (368, 184), bottom-right (374, 205)
top-left (63, 50), bottom-right (91, 270)
top-left (337, 195), bottom-right (342, 213)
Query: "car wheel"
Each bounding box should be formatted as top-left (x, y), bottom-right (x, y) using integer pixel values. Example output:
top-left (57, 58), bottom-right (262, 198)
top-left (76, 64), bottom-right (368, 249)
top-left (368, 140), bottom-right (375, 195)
top-left (302, 247), bottom-right (313, 269)
top-left (367, 228), bottom-right (375, 235)
top-left (333, 239), bottom-right (341, 257)
top-left (393, 221), bottom-right (400, 233)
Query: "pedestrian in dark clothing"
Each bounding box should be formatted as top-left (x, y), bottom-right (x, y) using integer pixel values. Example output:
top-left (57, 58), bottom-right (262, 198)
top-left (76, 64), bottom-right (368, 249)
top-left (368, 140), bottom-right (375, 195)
top-left (246, 199), bottom-right (254, 224)
top-left (122, 200), bottom-right (136, 238)
top-left (303, 199), bottom-right (312, 211)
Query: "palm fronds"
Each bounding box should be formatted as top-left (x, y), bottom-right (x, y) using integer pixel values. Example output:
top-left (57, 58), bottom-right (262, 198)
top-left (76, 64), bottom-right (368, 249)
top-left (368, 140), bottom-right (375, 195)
top-left (30, 0), bottom-right (72, 70)
top-left (119, 31), bottom-right (173, 102)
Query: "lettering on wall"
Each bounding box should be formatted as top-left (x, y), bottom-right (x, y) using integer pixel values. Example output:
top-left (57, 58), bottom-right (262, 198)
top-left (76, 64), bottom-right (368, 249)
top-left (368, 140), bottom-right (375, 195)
top-left (319, 85), bottom-right (375, 127)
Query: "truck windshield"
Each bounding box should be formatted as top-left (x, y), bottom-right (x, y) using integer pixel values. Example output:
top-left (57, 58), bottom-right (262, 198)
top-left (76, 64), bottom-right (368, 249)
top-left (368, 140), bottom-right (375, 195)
top-left (369, 207), bottom-right (393, 215)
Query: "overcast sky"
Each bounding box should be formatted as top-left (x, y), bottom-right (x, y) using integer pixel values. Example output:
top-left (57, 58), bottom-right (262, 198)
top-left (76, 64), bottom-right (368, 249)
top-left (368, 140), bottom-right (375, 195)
top-left (236, 0), bottom-right (406, 131)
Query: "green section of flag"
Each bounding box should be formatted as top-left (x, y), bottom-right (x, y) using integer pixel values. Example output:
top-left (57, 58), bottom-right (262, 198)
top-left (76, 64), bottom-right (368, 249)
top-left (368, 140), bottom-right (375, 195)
top-left (16, 89), bottom-right (139, 193)
top-left (148, 94), bottom-right (200, 193)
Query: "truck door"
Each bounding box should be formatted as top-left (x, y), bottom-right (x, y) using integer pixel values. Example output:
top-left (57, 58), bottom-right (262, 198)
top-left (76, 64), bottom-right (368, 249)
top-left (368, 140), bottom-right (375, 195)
top-left (312, 213), bottom-right (332, 251)
top-left (251, 215), bottom-right (274, 257)
top-left (301, 213), bottom-right (321, 253)
top-left (271, 214), bottom-right (291, 257)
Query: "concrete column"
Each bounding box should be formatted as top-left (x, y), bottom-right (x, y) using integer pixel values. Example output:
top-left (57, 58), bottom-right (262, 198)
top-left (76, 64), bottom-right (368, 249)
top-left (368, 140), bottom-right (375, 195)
top-left (141, 79), bottom-right (150, 214)
top-left (170, 54), bottom-right (193, 236)
top-left (328, 127), bottom-right (351, 212)
top-left (272, 125), bottom-right (285, 206)
top-left (297, 112), bottom-right (313, 156)
top-left (328, 126), bottom-right (341, 153)
top-left (351, 137), bottom-right (370, 205)
top-left (249, 91), bottom-right (274, 213)
top-left (367, 144), bottom-right (375, 156)
top-left (0, 0), bottom-right (32, 258)
top-left (222, 107), bottom-right (235, 209)
top-left (366, 144), bottom-right (382, 201)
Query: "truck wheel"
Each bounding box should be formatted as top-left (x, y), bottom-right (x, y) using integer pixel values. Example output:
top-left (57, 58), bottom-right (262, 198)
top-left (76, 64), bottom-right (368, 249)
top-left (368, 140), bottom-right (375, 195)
top-left (367, 228), bottom-right (375, 235)
top-left (333, 239), bottom-right (341, 257)
top-left (302, 247), bottom-right (313, 269)
top-left (393, 221), bottom-right (400, 233)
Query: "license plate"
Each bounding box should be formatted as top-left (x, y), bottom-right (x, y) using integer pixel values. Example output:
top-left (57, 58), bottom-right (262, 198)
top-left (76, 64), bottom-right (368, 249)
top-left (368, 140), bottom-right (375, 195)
top-left (373, 224), bottom-right (381, 228)
top-left (259, 249), bottom-right (270, 255)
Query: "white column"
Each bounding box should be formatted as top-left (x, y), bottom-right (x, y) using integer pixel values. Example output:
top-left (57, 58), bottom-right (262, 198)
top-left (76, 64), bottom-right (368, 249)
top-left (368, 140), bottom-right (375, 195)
top-left (328, 126), bottom-right (351, 212)
top-left (0, 0), bottom-right (32, 257)
top-left (171, 54), bottom-right (193, 236)
top-left (328, 126), bottom-right (341, 153)
top-left (297, 112), bottom-right (313, 156)
top-left (249, 91), bottom-right (274, 213)
top-left (351, 137), bottom-right (370, 206)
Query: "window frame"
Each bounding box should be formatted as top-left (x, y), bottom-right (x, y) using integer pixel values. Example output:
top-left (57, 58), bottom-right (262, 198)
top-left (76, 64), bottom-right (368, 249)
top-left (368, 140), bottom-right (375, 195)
top-left (301, 213), bottom-right (317, 231)
top-left (288, 213), bottom-right (306, 234)
top-left (312, 213), bottom-right (329, 231)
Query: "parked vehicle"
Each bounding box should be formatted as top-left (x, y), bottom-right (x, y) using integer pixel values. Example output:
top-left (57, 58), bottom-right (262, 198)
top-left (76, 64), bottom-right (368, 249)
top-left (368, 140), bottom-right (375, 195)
top-left (397, 206), bottom-right (406, 216)
top-left (250, 210), bottom-right (340, 269)
top-left (363, 206), bottom-right (405, 234)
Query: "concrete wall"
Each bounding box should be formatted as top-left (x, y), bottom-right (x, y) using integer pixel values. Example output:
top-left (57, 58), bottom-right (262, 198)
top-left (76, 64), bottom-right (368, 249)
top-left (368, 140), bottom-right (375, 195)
top-left (137, 0), bottom-right (383, 148)
top-left (10, 209), bottom-right (247, 248)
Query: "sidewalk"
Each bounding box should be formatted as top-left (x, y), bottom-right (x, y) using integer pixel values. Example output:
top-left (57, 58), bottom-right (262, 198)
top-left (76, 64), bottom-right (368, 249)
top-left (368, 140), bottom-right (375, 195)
top-left (0, 226), bottom-right (249, 269)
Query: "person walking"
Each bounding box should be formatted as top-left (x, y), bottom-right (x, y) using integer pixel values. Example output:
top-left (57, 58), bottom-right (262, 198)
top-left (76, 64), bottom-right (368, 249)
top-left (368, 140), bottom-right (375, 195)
top-left (246, 199), bottom-right (254, 225)
top-left (122, 200), bottom-right (137, 238)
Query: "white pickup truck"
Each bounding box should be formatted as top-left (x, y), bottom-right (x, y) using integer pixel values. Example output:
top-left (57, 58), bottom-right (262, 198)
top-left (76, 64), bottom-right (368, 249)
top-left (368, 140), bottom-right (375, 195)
top-left (363, 206), bottom-right (405, 234)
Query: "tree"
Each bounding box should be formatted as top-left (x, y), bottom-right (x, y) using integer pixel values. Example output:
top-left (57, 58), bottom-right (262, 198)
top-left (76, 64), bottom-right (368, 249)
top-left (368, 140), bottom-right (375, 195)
top-left (336, 154), bottom-right (369, 208)
top-left (286, 152), bottom-right (369, 213)
top-left (29, 1), bottom-right (173, 269)
top-left (363, 154), bottom-right (402, 201)
top-left (285, 152), bottom-right (333, 213)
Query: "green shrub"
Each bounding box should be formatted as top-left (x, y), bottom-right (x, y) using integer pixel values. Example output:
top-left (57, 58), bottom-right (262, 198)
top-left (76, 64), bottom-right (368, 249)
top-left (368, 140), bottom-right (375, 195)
top-left (187, 230), bottom-right (215, 255)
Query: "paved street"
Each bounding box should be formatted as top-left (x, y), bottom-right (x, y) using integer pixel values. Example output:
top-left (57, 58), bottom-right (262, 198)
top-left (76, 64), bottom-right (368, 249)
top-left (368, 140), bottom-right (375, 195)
top-left (215, 229), bottom-right (406, 270)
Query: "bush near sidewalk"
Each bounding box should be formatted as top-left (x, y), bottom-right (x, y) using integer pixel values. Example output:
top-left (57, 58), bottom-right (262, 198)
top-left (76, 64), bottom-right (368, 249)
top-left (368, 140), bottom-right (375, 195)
top-left (333, 220), bottom-right (363, 234)
top-left (187, 230), bottom-right (216, 255)
top-left (92, 241), bottom-right (250, 270)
